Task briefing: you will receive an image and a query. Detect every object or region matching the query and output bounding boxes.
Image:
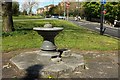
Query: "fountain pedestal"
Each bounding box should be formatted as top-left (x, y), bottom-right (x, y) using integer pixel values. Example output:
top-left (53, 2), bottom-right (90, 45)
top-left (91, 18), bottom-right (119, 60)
top-left (33, 27), bottom-right (63, 51)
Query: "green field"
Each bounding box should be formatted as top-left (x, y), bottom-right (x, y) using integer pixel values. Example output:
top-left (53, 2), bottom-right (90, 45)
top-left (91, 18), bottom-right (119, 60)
top-left (13, 15), bottom-right (44, 19)
top-left (2, 19), bottom-right (119, 52)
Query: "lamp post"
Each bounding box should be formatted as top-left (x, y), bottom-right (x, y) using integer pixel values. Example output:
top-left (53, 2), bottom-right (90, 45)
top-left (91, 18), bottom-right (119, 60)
top-left (78, 0), bottom-right (79, 16)
top-left (66, 1), bottom-right (70, 21)
top-left (100, 0), bottom-right (106, 35)
top-left (100, 4), bottom-right (104, 35)
top-left (63, 0), bottom-right (66, 19)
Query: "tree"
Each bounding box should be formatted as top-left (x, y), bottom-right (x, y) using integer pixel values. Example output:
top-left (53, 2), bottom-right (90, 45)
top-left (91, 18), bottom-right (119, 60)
top-left (22, 0), bottom-right (39, 15)
top-left (2, 0), bottom-right (14, 32)
top-left (104, 2), bottom-right (120, 23)
top-left (12, 2), bottom-right (19, 16)
top-left (49, 5), bottom-right (61, 16)
top-left (22, 10), bottom-right (27, 15)
top-left (83, 2), bottom-right (101, 20)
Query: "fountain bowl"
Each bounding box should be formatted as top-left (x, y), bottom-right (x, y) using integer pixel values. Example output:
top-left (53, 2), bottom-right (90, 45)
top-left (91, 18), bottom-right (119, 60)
top-left (33, 27), bottom-right (63, 31)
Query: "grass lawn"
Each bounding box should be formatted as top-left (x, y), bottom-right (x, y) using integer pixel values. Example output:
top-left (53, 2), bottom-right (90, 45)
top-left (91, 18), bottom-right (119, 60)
top-left (2, 19), bottom-right (119, 52)
top-left (13, 15), bottom-right (44, 19)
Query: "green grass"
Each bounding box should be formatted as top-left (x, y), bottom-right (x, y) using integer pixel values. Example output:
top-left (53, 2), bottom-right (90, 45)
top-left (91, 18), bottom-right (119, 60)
top-left (2, 19), bottom-right (119, 52)
top-left (13, 15), bottom-right (44, 19)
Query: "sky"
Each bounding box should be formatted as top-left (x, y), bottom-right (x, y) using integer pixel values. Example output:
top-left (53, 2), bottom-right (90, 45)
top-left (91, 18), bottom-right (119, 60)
top-left (17, 0), bottom-right (62, 14)
top-left (15, 0), bottom-right (112, 14)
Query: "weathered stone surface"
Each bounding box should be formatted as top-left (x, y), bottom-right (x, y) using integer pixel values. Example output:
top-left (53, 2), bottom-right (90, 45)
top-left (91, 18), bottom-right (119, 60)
top-left (10, 50), bottom-right (85, 78)
top-left (61, 50), bottom-right (71, 57)
top-left (41, 62), bottom-right (72, 77)
top-left (51, 57), bottom-right (62, 63)
top-left (62, 54), bottom-right (84, 71)
top-left (37, 50), bottom-right (59, 57)
top-left (44, 23), bottom-right (53, 28)
top-left (10, 52), bottom-right (40, 70)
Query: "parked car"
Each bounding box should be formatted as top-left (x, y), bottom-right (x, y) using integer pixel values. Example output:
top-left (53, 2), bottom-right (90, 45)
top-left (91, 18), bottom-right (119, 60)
top-left (58, 16), bottom-right (66, 20)
top-left (114, 20), bottom-right (120, 27)
top-left (46, 15), bottom-right (51, 18)
top-left (51, 15), bottom-right (59, 18)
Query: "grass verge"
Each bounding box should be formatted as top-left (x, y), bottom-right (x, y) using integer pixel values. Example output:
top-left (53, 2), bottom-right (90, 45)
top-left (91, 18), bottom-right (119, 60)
top-left (2, 19), bottom-right (119, 52)
top-left (13, 15), bottom-right (43, 19)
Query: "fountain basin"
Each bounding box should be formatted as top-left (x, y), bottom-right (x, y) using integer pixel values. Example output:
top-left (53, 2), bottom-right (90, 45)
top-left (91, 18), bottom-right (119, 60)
top-left (33, 27), bottom-right (63, 51)
top-left (33, 27), bottom-right (63, 31)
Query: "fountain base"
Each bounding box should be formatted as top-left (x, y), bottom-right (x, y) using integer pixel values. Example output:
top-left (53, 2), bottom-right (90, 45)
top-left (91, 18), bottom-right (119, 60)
top-left (41, 40), bottom-right (57, 51)
top-left (10, 50), bottom-right (85, 78)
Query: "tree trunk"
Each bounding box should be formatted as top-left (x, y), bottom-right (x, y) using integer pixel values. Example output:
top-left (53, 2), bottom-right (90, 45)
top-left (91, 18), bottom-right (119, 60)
top-left (2, 1), bottom-right (14, 32)
top-left (28, 7), bottom-right (32, 16)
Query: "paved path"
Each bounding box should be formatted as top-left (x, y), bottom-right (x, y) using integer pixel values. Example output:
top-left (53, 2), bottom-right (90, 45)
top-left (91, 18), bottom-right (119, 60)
top-left (70, 19), bottom-right (120, 38)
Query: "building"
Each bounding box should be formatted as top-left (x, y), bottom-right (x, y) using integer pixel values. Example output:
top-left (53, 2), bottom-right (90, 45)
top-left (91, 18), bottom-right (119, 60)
top-left (44, 4), bottom-right (54, 12)
top-left (37, 4), bottom-right (54, 15)
top-left (36, 7), bottom-right (44, 14)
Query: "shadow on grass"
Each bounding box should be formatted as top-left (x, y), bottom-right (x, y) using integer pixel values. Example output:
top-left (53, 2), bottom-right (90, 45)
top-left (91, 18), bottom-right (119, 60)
top-left (22, 64), bottom-right (43, 80)
top-left (15, 28), bottom-right (33, 31)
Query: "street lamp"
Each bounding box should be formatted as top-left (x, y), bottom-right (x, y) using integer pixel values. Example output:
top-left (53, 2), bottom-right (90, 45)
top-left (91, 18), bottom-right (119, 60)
top-left (63, 0), bottom-right (66, 18)
top-left (100, 0), bottom-right (106, 35)
top-left (78, 0), bottom-right (79, 16)
top-left (66, 1), bottom-right (70, 21)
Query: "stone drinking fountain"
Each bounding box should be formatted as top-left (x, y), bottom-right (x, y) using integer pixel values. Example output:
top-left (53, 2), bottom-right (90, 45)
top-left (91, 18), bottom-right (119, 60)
top-left (33, 23), bottom-right (63, 51)
top-left (10, 23), bottom-right (85, 78)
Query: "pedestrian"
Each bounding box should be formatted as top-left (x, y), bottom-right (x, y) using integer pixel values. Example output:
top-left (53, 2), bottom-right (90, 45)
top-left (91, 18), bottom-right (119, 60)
top-left (78, 16), bottom-right (81, 21)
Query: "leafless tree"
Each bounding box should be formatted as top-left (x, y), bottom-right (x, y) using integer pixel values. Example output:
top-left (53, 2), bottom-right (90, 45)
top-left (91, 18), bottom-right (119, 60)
top-left (22, 0), bottom-right (39, 15)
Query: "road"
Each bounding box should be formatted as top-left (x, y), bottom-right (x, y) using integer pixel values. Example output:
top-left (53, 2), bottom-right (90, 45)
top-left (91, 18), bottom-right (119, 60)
top-left (70, 20), bottom-right (120, 38)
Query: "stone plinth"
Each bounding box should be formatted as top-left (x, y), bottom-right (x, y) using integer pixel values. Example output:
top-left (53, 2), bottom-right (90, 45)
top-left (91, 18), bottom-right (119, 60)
top-left (10, 50), bottom-right (85, 78)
